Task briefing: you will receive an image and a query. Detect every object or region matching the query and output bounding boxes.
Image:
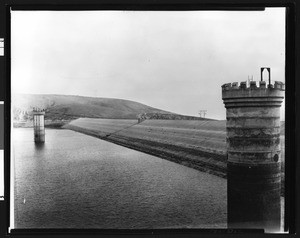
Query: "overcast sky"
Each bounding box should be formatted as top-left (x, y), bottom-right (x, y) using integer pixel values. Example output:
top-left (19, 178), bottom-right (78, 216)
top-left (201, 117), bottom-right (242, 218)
top-left (11, 8), bottom-right (285, 120)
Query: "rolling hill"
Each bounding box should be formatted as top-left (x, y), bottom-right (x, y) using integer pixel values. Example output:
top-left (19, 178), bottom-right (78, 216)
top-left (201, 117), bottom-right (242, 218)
top-left (12, 94), bottom-right (203, 121)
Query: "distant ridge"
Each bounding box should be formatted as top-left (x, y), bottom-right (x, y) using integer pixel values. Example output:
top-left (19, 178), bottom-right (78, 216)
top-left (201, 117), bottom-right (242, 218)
top-left (12, 94), bottom-right (209, 121)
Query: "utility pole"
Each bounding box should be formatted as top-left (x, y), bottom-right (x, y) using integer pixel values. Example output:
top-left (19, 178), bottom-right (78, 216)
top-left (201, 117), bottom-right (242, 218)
top-left (199, 110), bottom-right (207, 118)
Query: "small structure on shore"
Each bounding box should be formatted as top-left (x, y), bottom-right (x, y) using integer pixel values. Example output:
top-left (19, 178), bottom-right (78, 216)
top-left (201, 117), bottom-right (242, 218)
top-left (33, 108), bottom-right (45, 143)
top-left (222, 68), bottom-right (285, 232)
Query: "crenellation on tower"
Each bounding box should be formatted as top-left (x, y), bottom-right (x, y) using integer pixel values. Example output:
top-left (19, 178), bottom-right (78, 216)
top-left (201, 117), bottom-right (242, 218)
top-left (222, 70), bottom-right (284, 232)
top-left (221, 80), bottom-right (285, 92)
top-left (259, 81), bottom-right (266, 88)
top-left (222, 81), bottom-right (285, 110)
top-left (231, 82), bottom-right (239, 89)
top-left (250, 81), bottom-right (257, 89)
top-left (275, 81), bottom-right (285, 90)
top-left (240, 81), bottom-right (247, 89)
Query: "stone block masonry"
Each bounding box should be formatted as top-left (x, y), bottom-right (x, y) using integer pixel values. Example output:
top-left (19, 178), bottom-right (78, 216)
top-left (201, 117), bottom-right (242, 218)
top-left (222, 80), bottom-right (284, 232)
top-left (33, 109), bottom-right (45, 143)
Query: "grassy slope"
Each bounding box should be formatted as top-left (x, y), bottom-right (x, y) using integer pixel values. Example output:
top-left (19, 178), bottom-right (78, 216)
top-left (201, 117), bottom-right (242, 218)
top-left (13, 94), bottom-right (174, 120)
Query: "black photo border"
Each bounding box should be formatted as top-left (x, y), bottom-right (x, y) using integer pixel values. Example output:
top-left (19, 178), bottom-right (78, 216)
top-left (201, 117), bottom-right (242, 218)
top-left (0, 0), bottom-right (298, 237)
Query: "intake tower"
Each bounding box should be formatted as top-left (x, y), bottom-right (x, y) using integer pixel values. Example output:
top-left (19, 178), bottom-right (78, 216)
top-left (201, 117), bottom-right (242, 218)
top-left (222, 71), bottom-right (285, 231)
top-left (33, 108), bottom-right (45, 143)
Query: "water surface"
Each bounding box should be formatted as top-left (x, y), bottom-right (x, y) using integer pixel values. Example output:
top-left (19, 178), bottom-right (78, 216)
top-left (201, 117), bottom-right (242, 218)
top-left (13, 128), bottom-right (226, 229)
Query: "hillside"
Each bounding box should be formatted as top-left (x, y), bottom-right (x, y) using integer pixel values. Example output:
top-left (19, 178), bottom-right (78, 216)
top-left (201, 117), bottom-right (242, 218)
top-left (12, 94), bottom-right (179, 121)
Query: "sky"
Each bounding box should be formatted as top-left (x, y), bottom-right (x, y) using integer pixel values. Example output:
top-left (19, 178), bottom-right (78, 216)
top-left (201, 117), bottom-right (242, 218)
top-left (11, 8), bottom-right (285, 120)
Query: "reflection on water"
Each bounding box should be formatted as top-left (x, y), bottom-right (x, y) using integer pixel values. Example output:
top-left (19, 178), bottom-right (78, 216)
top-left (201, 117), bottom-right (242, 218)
top-left (34, 143), bottom-right (45, 151)
top-left (13, 128), bottom-right (227, 229)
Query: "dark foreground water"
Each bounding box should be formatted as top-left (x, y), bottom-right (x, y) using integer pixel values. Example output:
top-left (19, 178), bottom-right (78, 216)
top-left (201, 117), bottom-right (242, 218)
top-left (13, 128), bottom-right (226, 229)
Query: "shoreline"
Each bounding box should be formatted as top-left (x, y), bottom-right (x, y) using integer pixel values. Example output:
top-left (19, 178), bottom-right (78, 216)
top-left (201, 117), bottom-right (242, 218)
top-left (63, 123), bottom-right (284, 196)
top-left (13, 119), bottom-right (284, 195)
top-left (13, 120), bottom-right (72, 129)
top-left (64, 124), bottom-right (227, 178)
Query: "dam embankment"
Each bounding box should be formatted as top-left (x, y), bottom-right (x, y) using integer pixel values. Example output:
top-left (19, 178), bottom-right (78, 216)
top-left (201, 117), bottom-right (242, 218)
top-left (64, 118), bottom-right (227, 178)
top-left (63, 118), bottom-right (285, 181)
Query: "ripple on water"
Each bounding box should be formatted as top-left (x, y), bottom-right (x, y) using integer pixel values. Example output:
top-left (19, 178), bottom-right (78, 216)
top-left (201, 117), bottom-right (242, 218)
top-left (13, 128), bottom-right (227, 229)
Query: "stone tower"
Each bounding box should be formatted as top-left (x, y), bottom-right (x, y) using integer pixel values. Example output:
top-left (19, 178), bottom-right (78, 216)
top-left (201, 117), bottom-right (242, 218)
top-left (33, 109), bottom-right (45, 143)
top-left (222, 73), bottom-right (285, 231)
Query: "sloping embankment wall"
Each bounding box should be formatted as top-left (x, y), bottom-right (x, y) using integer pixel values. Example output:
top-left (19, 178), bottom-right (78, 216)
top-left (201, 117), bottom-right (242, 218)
top-left (64, 118), bottom-right (228, 178)
top-left (64, 118), bottom-right (285, 181)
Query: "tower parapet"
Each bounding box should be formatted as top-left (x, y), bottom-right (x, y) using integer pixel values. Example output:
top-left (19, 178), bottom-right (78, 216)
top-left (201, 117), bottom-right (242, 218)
top-left (222, 80), bottom-right (284, 232)
top-left (222, 81), bottom-right (285, 106)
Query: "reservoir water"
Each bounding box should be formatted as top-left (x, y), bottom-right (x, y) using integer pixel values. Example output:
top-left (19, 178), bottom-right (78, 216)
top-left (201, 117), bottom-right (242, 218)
top-left (13, 128), bottom-right (227, 229)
